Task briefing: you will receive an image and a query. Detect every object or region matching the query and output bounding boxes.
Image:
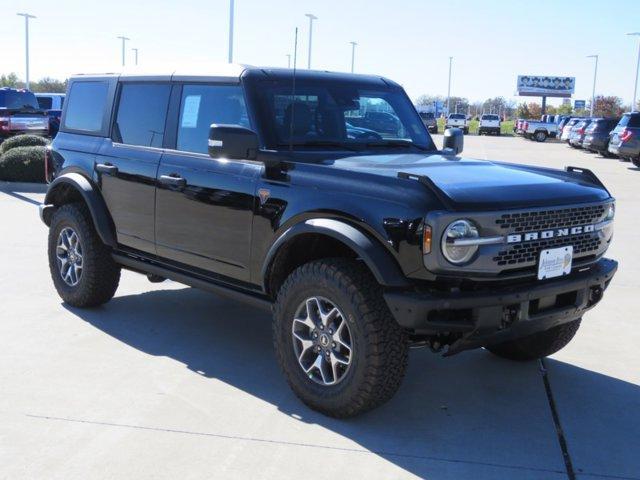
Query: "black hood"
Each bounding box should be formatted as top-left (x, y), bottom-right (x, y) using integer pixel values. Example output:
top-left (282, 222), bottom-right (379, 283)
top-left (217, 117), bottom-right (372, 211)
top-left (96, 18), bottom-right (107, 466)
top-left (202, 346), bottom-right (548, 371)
top-left (326, 153), bottom-right (610, 210)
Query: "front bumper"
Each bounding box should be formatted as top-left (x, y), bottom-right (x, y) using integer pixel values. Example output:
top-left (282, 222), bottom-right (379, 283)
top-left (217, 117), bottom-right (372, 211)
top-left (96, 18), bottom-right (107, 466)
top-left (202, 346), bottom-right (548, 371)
top-left (384, 258), bottom-right (617, 355)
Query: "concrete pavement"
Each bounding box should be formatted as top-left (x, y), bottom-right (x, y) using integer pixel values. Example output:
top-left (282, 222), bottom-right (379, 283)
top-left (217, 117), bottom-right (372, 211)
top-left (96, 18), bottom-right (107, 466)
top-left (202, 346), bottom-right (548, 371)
top-left (1, 136), bottom-right (638, 479)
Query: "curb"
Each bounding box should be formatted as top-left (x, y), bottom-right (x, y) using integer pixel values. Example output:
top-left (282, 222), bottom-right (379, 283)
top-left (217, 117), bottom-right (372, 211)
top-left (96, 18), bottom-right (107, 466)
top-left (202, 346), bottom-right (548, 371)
top-left (0, 181), bottom-right (47, 194)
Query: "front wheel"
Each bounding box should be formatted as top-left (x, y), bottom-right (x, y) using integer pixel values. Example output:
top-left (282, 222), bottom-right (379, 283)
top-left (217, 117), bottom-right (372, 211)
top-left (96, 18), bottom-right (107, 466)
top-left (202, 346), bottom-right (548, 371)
top-left (273, 258), bottom-right (409, 417)
top-left (486, 319), bottom-right (581, 361)
top-left (48, 203), bottom-right (121, 307)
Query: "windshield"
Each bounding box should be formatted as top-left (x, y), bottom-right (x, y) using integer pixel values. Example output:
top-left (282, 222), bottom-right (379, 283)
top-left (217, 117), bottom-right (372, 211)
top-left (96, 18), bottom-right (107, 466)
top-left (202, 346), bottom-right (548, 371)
top-left (0, 90), bottom-right (40, 110)
top-left (252, 80), bottom-right (435, 151)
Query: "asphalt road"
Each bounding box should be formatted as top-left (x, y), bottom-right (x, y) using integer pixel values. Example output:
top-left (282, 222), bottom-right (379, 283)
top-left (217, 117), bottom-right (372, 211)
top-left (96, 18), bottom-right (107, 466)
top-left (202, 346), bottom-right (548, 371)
top-left (1, 135), bottom-right (638, 480)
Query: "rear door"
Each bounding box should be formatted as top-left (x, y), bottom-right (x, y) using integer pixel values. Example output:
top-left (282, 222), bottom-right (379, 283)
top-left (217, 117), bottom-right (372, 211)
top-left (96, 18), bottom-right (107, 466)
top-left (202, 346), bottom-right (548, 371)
top-left (96, 81), bottom-right (171, 253)
top-left (155, 82), bottom-right (260, 282)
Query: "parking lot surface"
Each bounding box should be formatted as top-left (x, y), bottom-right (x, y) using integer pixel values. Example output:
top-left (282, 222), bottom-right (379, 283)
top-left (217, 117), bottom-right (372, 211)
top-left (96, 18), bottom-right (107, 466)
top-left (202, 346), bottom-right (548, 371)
top-left (1, 136), bottom-right (638, 480)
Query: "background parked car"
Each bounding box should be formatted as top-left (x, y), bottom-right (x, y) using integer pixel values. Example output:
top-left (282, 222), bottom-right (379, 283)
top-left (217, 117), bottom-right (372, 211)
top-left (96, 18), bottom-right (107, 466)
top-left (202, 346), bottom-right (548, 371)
top-left (34, 93), bottom-right (65, 139)
top-left (608, 112), bottom-right (640, 165)
top-left (35, 93), bottom-right (65, 110)
top-left (416, 109), bottom-right (438, 133)
top-left (361, 111), bottom-right (400, 135)
top-left (582, 117), bottom-right (620, 157)
top-left (560, 118), bottom-right (582, 142)
top-left (478, 114), bottom-right (501, 135)
top-left (568, 118), bottom-right (593, 148)
top-left (445, 113), bottom-right (468, 134)
top-left (557, 116), bottom-right (575, 139)
top-left (0, 88), bottom-right (49, 142)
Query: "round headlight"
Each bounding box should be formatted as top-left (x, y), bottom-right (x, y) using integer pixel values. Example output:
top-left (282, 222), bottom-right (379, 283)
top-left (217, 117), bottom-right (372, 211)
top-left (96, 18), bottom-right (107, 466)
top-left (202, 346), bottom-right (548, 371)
top-left (441, 219), bottom-right (479, 265)
top-left (604, 203), bottom-right (615, 221)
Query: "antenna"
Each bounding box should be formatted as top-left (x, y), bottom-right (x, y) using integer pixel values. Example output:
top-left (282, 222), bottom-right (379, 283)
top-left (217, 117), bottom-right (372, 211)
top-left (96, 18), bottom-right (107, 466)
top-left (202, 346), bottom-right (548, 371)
top-left (288, 27), bottom-right (298, 153)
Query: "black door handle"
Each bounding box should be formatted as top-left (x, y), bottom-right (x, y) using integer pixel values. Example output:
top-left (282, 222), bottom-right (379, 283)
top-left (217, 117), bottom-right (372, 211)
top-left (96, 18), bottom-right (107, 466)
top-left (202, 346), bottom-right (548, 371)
top-left (96, 163), bottom-right (118, 175)
top-left (159, 174), bottom-right (187, 187)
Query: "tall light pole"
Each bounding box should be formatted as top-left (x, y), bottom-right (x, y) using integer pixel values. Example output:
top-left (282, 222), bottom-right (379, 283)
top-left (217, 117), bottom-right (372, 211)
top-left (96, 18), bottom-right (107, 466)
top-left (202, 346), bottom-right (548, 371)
top-left (17, 13), bottom-right (36, 90)
top-left (587, 54), bottom-right (598, 116)
top-left (132, 48), bottom-right (139, 66)
top-left (349, 41), bottom-right (357, 73)
top-left (305, 13), bottom-right (317, 69)
top-left (627, 33), bottom-right (640, 111)
top-left (228, 0), bottom-right (235, 63)
top-left (117, 36), bottom-right (130, 67)
top-left (286, 54), bottom-right (291, 68)
top-left (446, 56), bottom-right (453, 114)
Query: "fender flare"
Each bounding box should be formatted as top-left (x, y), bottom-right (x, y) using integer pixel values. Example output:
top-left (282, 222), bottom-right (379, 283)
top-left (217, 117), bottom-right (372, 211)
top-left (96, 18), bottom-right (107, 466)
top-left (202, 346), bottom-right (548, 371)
top-left (262, 218), bottom-right (411, 291)
top-left (43, 173), bottom-right (117, 248)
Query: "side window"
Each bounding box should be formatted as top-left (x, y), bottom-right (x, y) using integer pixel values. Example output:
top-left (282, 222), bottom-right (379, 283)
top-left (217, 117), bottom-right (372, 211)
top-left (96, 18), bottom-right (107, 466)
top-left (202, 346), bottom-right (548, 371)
top-left (114, 83), bottom-right (171, 148)
top-left (176, 85), bottom-right (249, 154)
top-left (37, 97), bottom-right (52, 109)
top-left (64, 81), bottom-right (109, 133)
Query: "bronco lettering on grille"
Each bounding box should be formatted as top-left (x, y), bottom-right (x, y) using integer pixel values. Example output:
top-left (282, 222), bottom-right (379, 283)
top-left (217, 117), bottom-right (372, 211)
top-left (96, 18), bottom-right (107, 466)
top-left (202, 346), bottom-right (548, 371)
top-left (507, 224), bottom-right (596, 243)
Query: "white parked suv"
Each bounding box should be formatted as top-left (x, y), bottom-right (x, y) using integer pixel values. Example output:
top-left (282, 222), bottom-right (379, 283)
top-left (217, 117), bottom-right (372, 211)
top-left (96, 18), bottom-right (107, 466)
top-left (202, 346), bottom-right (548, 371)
top-left (445, 113), bottom-right (469, 134)
top-left (478, 114), bottom-right (501, 136)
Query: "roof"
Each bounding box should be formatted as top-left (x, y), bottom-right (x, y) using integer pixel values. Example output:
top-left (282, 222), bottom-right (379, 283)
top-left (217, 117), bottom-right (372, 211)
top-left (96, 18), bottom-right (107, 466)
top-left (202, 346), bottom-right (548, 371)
top-left (68, 63), bottom-right (397, 87)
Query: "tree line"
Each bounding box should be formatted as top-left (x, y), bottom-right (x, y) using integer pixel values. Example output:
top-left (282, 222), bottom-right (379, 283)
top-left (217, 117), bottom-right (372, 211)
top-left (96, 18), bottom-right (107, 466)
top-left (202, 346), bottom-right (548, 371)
top-left (416, 93), bottom-right (638, 120)
top-left (1, 73), bottom-right (67, 93)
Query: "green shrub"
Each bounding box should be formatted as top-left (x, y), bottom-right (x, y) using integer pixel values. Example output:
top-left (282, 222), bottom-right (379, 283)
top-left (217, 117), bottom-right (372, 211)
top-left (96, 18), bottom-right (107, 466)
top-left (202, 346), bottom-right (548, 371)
top-left (0, 146), bottom-right (46, 183)
top-left (0, 134), bottom-right (49, 154)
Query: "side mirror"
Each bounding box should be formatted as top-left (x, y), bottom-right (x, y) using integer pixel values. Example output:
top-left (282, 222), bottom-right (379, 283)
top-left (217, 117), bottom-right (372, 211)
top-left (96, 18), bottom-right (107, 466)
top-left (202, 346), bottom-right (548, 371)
top-left (442, 127), bottom-right (464, 155)
top-left (208, 124), bottom-right (259, 160)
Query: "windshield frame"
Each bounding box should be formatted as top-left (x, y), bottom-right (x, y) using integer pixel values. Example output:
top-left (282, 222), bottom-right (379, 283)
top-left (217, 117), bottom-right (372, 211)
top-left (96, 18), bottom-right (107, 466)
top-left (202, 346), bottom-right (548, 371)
top-left (243, 74), bottom-right (436, 153)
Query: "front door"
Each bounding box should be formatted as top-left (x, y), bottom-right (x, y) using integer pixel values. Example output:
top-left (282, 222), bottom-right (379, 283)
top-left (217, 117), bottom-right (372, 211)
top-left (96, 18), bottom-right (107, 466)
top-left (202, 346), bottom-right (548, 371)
top-left (155, 83), bottom-right (259, 283)
top-left (96, 81), bottom-right (171, 253)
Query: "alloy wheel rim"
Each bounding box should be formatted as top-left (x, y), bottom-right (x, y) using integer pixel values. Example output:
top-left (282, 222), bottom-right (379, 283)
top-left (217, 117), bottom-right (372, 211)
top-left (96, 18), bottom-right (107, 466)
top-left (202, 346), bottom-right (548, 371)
top-left (291, 296), bottom-right (353, 386)
top-left (56, 227), bottom-right (83, 286)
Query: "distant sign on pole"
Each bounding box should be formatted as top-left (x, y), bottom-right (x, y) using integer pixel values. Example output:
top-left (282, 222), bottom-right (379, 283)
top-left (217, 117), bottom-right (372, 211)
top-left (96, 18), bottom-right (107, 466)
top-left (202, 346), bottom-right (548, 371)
top-left (516, 75), bottom-right (575, 98)
top-left (574, 100), bottom-right (586, 110)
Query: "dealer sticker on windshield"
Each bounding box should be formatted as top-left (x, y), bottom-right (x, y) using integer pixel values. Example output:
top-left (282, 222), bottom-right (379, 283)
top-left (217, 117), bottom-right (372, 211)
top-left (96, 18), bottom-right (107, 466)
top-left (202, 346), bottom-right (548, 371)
top-left (538, 246), bottom-right (573, 280)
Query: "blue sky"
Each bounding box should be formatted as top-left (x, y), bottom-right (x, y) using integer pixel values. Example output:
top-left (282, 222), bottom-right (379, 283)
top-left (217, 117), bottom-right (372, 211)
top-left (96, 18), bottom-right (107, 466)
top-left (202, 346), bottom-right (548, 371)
top-left (3, 0), bottom-right (640, 106)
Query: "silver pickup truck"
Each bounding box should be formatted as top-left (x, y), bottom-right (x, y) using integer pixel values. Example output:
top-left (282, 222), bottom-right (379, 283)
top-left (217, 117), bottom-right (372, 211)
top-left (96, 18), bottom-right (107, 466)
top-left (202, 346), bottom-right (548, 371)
top-left (522, 119), bottom-right (558, 142)
top-left (445, 113), bottom-right (469, 134)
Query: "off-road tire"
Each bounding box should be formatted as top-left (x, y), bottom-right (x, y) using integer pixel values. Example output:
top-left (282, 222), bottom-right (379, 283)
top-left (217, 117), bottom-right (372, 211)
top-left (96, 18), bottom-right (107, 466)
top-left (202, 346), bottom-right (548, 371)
top-left (273, 258), bottom-right (409, 417)
top-left (486, 319), bottom-right (581, 361)
top-left (48, 203), bottom-right (120, 307)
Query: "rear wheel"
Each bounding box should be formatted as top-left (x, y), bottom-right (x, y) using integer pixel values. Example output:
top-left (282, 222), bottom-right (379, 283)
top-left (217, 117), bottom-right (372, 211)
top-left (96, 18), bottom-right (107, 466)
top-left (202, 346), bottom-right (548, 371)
top-left (48, 203), bottom-right (120, 307)
top-left (534, 131), bottom-right (548, 142)
top-left (273, 258), bottom-right (409, 417)
top-left (633, 157), bottom-right (640, 168)
top-left (486, 319), bottom-right (581, 361)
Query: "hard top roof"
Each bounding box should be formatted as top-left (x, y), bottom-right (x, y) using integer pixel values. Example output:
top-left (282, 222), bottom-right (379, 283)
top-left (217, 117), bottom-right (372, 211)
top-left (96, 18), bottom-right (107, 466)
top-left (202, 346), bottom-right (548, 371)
top-left (68, 64), bottom-right (399, 87)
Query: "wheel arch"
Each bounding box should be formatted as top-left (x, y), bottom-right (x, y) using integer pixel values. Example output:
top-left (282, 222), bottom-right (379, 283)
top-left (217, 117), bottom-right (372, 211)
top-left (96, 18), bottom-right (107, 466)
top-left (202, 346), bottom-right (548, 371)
top-left (43, 173), bottom-right (117, 248)
top-left (262, 218), bottom-right (410, 298)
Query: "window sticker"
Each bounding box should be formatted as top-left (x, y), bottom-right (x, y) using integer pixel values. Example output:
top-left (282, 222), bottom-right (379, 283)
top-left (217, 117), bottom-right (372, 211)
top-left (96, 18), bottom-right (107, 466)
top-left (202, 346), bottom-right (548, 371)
top-left (181, 95), bottom-right (201, 128)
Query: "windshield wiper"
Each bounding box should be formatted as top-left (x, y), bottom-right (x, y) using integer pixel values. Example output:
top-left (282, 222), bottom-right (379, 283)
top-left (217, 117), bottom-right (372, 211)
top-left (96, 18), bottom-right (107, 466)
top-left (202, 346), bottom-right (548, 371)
top-left (364, 139), bottom-right (430, 151)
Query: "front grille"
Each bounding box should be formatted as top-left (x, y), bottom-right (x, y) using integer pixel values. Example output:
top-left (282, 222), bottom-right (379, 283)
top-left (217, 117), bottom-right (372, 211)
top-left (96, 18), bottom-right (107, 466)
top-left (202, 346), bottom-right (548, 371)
top-left (493, 233), bottom-right (602, 266)
top-left (495, 204), bottom-right (605, 232)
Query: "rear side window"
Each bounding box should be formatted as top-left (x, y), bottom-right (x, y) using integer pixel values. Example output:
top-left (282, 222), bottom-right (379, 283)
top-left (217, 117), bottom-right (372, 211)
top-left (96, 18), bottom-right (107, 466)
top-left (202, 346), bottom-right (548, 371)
top-left (625, 114), bottom-right (640, 128)
top-left (176, 84), bottom-right (250, 154)
top-left (64, 81), bottom-right (109, 133)
top-left (113, 83), bottom-right (171, 148)
top-left (37, 96), bottom-right (52, 109)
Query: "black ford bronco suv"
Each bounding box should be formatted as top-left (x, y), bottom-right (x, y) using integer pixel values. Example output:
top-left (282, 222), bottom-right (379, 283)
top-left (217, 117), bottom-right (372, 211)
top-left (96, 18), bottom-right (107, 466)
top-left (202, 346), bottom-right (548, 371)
top-left (40, 66), bottom-right (617, 417)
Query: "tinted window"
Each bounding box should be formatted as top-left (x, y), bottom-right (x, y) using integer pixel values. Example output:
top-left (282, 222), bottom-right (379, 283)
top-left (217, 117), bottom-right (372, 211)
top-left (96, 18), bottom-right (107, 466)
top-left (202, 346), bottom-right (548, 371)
top-left (64, 81), bottom-right (109, 132)
top-left (620, 114), bottom-right (640, 128)
top-left (0, 90), bottom-right (40, 109)
top-left (114, 83), bottom-right (171, 148)
top-left (449, 114), bottom-right (465, 119)
top-left (37, 96), bottom-right (52, 109)
top-left (176, 85), bottom-right (250, 154)
top-left (482, 115), bottom-right (499, 120)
